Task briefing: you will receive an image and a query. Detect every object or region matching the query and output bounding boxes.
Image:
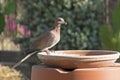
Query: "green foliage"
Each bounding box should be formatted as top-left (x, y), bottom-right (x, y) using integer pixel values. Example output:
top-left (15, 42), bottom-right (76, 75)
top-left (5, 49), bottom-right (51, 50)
top-left (16, 0), bottom-right (104, 50)
top-left (99, 24), bottom-right (115, 50)
top-left (0, 13), bottom-right (5, 33)
top-left (99, 1), bottom-right (120, 51)
top-left (3, 0), bottom-right (16, 15)
top-left (0, 0), bottom-right (15, 34)
top-left (112, 1), bottom-right (120, 34)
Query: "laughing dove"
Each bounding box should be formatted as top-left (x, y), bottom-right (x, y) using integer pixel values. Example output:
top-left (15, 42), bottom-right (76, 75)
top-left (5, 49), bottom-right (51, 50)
top-left (12, 17), bottom-right (67, 68)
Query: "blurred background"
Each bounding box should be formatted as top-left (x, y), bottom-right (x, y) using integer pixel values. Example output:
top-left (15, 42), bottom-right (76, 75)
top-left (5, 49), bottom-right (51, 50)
top-left (0, 0), bottom-right (119, 80)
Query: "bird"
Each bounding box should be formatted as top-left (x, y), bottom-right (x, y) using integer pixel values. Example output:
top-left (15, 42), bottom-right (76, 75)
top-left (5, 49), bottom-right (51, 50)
top-left (12, 17), bottom-right (67, 68)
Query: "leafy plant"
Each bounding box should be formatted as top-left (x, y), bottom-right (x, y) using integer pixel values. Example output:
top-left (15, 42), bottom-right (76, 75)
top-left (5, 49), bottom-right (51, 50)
top-left (0, 65), bottom-right (23, 80)
top-left (16, 0), bottom-right (104, 50)
top-left (0, 0), bottom-right (15, 34)
top-left (99, 1), bottom-right (120, 51)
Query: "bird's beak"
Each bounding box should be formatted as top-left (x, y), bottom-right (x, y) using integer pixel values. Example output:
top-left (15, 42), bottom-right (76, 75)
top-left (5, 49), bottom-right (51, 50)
top-left (64, 22), bottom-right (67, 25)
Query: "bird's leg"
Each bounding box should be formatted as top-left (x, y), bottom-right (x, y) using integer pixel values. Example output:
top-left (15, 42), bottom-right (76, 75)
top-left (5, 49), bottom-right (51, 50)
top-left (50, 50), bottom-right (55, 53)
top-left (44, 50), bottom-right (51, 55)
top-left (43, 50), bottom-right (56, 55)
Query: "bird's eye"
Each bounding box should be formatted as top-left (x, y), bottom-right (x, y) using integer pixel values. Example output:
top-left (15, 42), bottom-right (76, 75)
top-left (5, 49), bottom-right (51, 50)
top-left (58, 19), bottom-right (62, 21)
top-left (58, 19), bottom-right (61, 21)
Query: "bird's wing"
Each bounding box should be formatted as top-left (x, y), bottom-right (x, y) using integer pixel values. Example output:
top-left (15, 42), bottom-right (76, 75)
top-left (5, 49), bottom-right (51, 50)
top-left (31, 31), bottom-right (55, 50)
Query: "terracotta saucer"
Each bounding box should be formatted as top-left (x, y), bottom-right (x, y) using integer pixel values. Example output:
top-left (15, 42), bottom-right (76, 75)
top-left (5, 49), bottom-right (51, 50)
top-left (37, 50), bottom-right (120, 69)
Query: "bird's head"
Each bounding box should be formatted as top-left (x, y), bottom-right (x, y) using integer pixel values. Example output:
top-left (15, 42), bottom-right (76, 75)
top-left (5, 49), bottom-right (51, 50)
top-left (55, 17), bottom-right (67, 25)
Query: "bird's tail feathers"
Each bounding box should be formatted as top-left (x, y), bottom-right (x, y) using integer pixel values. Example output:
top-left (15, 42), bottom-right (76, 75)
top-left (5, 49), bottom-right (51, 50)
top-left (12, 50), bottom-right (39, 69)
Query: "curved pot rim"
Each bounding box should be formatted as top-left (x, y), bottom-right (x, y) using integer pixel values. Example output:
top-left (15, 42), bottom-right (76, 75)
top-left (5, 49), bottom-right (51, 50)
top-left (37, 50), bottom-right (120, 61)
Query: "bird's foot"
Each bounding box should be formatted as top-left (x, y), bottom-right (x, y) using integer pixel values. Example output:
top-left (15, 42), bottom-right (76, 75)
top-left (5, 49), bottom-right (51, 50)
top-left (44, 50), bottom-right (55, 55)
top-left (50, 50), bottom-right (55, 53)
top-left (44, 50), bottom-right (51, 55)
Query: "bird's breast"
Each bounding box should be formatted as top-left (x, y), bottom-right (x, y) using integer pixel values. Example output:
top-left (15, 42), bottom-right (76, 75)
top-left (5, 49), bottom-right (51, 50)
top-left (52, 31), bottom-right (60, 44)
top-left (49, 31), bottom-right (60, 46)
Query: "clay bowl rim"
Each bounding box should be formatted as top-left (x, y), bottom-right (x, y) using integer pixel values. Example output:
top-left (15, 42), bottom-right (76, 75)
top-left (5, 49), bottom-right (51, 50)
top-left (37, 50), bottom-right (120, 61)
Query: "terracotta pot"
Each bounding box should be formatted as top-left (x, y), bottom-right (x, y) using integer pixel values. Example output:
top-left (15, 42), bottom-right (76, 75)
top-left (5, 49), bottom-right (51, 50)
top-left (31, 64), bottom-right (120, 80)
top-left (37, 50), bottom-right (120, 69)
